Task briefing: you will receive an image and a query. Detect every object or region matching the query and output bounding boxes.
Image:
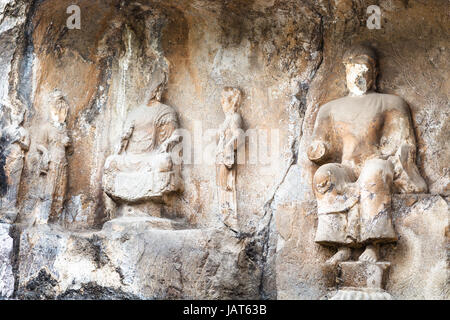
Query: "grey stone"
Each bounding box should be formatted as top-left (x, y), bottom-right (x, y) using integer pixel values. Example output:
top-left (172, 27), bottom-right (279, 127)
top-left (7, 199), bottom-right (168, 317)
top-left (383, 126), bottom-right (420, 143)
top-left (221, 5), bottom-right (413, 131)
top-left (17, 223), bottom-right (261, 299)
top-left (0, 223), bottom-right (14, 298)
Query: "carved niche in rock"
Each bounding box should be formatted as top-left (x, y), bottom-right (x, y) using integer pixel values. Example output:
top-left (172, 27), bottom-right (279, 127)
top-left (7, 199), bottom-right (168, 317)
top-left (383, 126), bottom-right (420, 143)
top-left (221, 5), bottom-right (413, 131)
top-left (307, 45), bottom-right (427, 299)
top-left (216, 87), bottom-right (243, 231)
top-left (0, 108), bottom-right (30, 223)
top-left (35, 90), bottom-right (72, 224)
top-left (102, 91), bottom-right (182, 209)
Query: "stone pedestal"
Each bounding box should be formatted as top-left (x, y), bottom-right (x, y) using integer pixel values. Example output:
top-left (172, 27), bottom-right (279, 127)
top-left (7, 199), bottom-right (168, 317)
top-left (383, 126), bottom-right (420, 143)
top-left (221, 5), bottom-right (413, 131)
top-left (330, 287), bottom-right (392, 300)
top-left (330, 261), bottom-right (392, 300)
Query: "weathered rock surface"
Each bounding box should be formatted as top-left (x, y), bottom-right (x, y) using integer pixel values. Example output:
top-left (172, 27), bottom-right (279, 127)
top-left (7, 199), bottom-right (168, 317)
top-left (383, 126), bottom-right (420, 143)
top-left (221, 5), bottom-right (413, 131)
top-left (386, 195), bottom-right (449, 299)
top-left (275, 194), bottom-right (449, 300)
top-left (0, 0), bottom-right (447, 300)
top-left (272, 0), bottom-right (449, 300)
top-left (16, 222), bottom-right (260, 299)
top-left (0, 222), bottom-right (14, 298)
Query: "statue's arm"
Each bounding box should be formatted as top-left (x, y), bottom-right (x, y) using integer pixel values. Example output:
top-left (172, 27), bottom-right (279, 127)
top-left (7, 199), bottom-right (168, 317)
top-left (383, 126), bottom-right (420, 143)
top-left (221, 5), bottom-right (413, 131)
top-left (216, 125), bottom-right (223, 145)
top-left (227, 113), bottom-right (243, 151)
top-left (223, 113), bottom-right (243, 168)
top-left (159, 128), bottom-right (182, 153)
top-left (36, 130), bottom-right (50, 174)
top-left (307, 107), bottom-right (333, 163)
top-left (382, 101), bottom-right (427, 193)
top-left (116, 121), bottom-right (135, 154)
top-left (36, 128), bottom-right (48, 154)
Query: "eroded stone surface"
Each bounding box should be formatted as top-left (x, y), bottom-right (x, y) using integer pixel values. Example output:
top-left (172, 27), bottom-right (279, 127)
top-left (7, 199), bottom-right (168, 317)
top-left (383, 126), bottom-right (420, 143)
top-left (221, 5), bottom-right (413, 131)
top-left (0, 222), bottom-right (14, 298)
top-left (16, 223), bottom-right (260, 299)
top-left (0, 0), bottom-right (447, 300)
top-left (386, 195), bottom-right (449, 299)
top-left (275, 194), bottom-right (449, 299)
top-left (273, 0), bottom-right (448, 300)
top-left (0, 109), bottom-right (29, 223)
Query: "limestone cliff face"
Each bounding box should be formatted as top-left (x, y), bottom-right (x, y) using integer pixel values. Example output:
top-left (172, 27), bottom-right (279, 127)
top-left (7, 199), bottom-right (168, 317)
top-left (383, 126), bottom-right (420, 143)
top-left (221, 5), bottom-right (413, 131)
top-left (0, 0), bottom-right (448, 300)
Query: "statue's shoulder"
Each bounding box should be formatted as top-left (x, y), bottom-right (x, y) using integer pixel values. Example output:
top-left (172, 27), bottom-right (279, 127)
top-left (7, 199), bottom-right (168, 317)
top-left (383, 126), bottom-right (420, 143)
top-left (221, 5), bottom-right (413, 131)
top-left (132, 102), bottom-right (175, 114)
top-left (318, 96), bottom-right (348, 115)
top-left (378, 93), bottom-right (409, 114)
top-left (128, 103), bottom-right (177, 123)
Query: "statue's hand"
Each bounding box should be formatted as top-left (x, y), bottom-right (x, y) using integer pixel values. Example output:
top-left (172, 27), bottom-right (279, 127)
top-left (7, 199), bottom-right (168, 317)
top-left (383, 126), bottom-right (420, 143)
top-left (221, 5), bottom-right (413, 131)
top-left (224, 154), bottom-right (234, 169)
top-left (307, 141), bottom-right (328, 162)
top-left (223, 141), bottom-right (236, 168)
top-left (315, 169), bottom-right (332, 194)
top-left (124, 121), bottom-right (135, 138)
top-left (159, 133), bottom-right (182, 153)
top-left (116, 122), bottom-right (135, 154)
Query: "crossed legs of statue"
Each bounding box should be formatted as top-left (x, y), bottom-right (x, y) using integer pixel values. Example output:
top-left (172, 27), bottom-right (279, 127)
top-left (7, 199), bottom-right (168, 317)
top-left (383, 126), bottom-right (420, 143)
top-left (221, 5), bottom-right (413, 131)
top-left (313, 158), bottom-right (397, 266)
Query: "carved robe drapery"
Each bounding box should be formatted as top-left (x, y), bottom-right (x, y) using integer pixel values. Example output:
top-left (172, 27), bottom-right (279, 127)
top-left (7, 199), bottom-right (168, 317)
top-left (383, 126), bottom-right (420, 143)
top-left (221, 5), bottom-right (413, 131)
top-left (103, 102), bottom-right (182, 204)
top-left (216, 111), bottom-right (242, 230)
top-left (37, 124), bottom-right (71, 222)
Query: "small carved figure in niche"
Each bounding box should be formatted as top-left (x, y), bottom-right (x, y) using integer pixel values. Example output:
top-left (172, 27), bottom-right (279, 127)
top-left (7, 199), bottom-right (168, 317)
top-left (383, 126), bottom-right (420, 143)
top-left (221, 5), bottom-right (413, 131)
top-left (216, 87), bottom-right (243, 231)
top-left (307, 45), bottom-right (427, 265)
top-left (36, 90), bottom-right (71, 223)
top-left (102, 82), bottom-right (182, 213)
top-left (0, 108), bottom-right (30, 223)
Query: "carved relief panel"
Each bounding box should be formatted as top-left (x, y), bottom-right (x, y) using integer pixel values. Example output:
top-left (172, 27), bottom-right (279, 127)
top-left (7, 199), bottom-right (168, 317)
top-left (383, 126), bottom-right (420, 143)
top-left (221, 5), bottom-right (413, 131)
top-left (307, 45), bottom-right (427, 299)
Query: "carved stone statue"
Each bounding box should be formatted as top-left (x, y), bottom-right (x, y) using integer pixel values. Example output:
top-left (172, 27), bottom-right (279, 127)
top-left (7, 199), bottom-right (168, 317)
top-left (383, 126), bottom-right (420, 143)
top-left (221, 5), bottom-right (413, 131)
top-left (216, 87), bottom-right (243, 231)
top-left (0, 109), bottom-right (30, 223)
top-left (102, 83), bottom-right (182, 219)
top-left (36, 91), bottom-right (71, 223)
top-left (307, 45), bottom-right (427, 265)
